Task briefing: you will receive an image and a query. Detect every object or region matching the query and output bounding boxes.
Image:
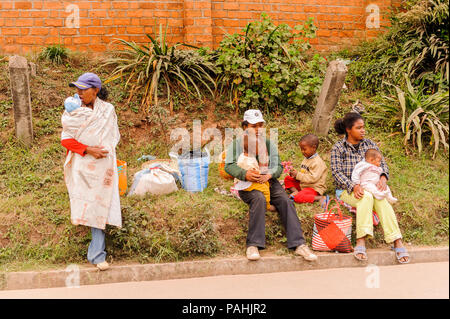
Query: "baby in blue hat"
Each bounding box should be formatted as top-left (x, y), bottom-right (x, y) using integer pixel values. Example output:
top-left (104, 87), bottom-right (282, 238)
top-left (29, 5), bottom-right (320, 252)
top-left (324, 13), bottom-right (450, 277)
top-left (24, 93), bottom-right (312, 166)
top-left (64, 93), bottom-right (82, 113)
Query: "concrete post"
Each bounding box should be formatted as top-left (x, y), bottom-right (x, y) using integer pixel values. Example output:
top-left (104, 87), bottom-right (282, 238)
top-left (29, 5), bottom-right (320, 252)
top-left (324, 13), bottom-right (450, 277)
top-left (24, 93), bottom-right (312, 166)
top-left (8, 55), bottom-right (34, 146)
top-left (312, 60), bottom-right (348, 136)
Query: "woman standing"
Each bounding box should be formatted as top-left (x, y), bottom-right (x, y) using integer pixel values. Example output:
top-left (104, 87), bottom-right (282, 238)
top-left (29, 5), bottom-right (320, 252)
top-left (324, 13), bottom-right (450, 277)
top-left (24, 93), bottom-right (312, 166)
top-left (330, 112), bottom-right (410, 263)
top-left (61, 73), bottom-right (121, 270)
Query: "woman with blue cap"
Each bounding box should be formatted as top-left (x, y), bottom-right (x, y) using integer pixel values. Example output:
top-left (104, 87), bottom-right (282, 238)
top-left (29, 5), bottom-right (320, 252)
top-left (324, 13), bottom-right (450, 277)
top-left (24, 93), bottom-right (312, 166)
top-left (61, 72), bottom-right (122, 271)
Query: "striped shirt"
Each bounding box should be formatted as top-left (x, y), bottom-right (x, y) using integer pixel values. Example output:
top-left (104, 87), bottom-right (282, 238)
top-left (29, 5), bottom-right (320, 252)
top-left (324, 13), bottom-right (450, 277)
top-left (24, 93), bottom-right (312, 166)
top-left (330, 138), bottom-right (389, 194)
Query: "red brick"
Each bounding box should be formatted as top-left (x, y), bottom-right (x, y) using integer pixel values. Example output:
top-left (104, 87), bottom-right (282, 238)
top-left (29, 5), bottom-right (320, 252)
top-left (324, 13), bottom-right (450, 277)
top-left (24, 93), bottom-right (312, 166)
top-left (126, 26), bottom-right (145, 34)
top-left (139, 2), bottom-right (156, 10)
top-left (73, 36), bottom-right (91, 44)
top-left (304, 6), bottom-right (319, 13)
top-left (64, 37), bottom-right (73, 46)
top-left (90, 44), bottom-right (107, 52)
top-left (30, 11), bottom-right (48, 18)
top-left (167, 18), bottom-right (184, 27)
top-left (44, 19), bottom-right (63, 27)
top-left (1, 11), bottom-right (20, 18)
top-left (20, 11), bottom-right (31, 17)
top-left (78, 18), bottom-right (91, 27)
top-left (15, 2), bottom-right (32, 10)
top-left (316, 29), bottom-right (331, 37)
top-left (59, 28), bottom-right (77, 36)
top-left (223, 3), bottom-right (239, 10)
top-left (168, 3), bottom-right (184, 10)
top-left (17, 36), bottom-right (43, 45)
top-left (113, 2), bottom-right (129, 9)
top-left (49, 10), bottom-right (62, 19)
top-left (90, 10), bottom-right (108, 18)
top-left (113, 18), bottom-right (131, 25)
top-left (1, 27), bottom-right (20, 35)
top-left (44, 36), bottom-right (60, 45)
top-left (222, 19), bottom-right (241, 27)
top-left (127, 11), bottom-right (143, 18)
top-left (14, 18), bottom-right (30, 27)
top-left (101, 19), bottom-right (114, 26)
top-left (194, 2), bottom-right (211, 10)
top-left (194, 18), bottom-right (212, 26)
top-left (43, 1), bottom-right (63, 10)
top-left (88, 27), bottom-right (107, 35)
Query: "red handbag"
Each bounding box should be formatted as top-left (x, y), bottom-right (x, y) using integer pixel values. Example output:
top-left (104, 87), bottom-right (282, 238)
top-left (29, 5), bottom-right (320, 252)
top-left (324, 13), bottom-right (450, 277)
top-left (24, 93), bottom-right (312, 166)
top-left (312, 198), bottom-right (353, 253)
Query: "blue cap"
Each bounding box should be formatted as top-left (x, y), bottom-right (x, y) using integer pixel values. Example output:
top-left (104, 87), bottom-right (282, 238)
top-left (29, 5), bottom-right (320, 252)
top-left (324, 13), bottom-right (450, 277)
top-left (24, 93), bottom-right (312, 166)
top-left (69, 72), bottom-right (102, 90)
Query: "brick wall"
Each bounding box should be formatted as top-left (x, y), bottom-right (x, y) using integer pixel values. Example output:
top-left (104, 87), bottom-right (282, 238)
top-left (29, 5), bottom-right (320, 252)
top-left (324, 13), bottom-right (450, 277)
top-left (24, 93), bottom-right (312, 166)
top-left (0, 0), bottom-right (402, 54)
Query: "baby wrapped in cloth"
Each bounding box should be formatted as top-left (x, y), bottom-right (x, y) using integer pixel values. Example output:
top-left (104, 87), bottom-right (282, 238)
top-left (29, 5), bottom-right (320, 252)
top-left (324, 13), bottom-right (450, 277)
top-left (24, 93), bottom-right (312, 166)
top-left (351, 148), bottom-right (397, 204)
top-left (61, 95), bottom-right (121, 229)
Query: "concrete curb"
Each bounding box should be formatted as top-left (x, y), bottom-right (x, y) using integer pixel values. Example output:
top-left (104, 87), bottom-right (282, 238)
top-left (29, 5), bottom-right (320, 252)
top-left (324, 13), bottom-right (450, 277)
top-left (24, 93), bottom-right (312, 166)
top-left (1, 246), bottom-right (448, 291)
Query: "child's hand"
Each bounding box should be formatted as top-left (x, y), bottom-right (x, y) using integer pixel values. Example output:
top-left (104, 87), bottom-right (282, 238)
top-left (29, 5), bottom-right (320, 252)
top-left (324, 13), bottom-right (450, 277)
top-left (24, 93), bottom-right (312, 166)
top-left (289, 168), bottom-right (298, 178)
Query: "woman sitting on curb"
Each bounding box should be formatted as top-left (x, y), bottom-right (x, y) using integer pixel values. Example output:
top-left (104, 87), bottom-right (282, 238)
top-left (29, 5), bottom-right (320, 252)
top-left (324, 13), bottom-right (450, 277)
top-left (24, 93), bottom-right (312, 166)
top-left (330, 112), bottom-right (410, 264)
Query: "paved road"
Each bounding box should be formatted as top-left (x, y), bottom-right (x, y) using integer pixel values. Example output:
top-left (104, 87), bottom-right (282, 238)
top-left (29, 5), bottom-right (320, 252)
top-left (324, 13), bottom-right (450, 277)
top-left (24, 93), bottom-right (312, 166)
top-left (0, 262), bottom-right (448, 299)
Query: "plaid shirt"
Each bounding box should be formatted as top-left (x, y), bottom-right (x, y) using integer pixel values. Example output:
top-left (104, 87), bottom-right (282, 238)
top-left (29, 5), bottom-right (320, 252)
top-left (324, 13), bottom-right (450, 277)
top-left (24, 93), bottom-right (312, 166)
top-left (330, 138), bottom-right (389, 194)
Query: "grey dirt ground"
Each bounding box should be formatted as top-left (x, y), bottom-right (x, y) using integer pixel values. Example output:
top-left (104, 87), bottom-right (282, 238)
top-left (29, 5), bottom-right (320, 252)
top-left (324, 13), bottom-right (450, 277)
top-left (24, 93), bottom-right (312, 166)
top-left (0, 261), bottom-right (448, 299)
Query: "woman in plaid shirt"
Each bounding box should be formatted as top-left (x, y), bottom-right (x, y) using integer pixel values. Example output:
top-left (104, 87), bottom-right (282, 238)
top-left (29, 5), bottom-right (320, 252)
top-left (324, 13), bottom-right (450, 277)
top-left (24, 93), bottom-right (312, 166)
top-left (330, 112), bottom-right (410, 264)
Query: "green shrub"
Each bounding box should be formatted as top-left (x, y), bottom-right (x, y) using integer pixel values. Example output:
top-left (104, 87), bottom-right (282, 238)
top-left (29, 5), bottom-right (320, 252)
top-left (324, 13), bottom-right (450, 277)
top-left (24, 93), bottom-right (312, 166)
top-left (346, 0), bottom-right (449, 94)
top-left (381, 75), bottom-right (449, 157)
top-left (39, 45), bottom-right (68, 65)
top-left (105, 202), bottom-right (219, 262)
top-left (216, 13), bottom-right (326, 113)
top-left (171, 210), bottom-right (219, 257)
top-left (103, 24), bottom-right (217, 113)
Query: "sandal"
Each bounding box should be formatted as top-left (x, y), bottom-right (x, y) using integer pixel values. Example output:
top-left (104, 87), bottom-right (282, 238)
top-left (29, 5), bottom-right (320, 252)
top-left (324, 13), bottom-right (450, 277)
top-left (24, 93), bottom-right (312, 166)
top-left (391, 246), bottom-right (410, 264)
top-left (353, 246), bottom-right (367, 261)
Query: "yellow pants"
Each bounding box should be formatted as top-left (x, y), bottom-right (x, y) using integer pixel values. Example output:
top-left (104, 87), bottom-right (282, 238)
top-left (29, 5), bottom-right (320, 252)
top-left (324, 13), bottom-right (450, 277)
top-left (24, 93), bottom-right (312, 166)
top-left (340, 190), bottom-right (402, 243)
top-left (244, 182), bottom-right (271, 210)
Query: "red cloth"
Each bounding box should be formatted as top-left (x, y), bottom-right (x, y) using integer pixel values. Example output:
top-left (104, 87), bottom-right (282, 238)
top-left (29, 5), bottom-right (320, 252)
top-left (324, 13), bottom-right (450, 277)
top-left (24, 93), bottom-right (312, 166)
top-left (61, 138), bottom-right (87, 157)
top-left (284, 175), bottom-right (318, 203)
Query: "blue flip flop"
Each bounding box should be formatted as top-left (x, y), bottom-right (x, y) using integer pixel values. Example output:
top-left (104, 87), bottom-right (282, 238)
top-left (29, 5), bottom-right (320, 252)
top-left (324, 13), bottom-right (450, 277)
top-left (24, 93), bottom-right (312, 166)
top-left (391, 246), bottom-right (410, 264)
top-left (353, 246), bottom-right (367, 261)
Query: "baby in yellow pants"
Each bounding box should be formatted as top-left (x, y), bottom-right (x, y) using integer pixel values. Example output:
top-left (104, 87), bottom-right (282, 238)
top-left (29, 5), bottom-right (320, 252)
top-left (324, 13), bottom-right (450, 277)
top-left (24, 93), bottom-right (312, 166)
top-left (234, 133), bottom-right (276, 212)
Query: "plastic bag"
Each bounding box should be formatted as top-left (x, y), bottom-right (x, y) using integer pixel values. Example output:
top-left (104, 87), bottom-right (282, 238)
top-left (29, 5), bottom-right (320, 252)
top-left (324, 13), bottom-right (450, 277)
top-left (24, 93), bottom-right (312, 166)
top-left (128, 168), bottom-right (178, 196)
top-left (117, 159), bottom-right (127, 196)
top-left (169, 148), bottom-right (210, 192)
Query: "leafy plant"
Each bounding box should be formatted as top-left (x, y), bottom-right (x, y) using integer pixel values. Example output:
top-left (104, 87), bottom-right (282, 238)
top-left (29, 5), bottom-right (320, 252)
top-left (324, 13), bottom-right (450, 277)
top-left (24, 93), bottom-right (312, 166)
top-left (38, 45), bottom-right (68, 65)
top-left (346, 0), bottom-right (449, 94)
top-left (382, 75), bottom-right (449, 157)
top-left (102, 24), bottom-right (217, 113)
top-left (216, 13), bottom-right (326, 113)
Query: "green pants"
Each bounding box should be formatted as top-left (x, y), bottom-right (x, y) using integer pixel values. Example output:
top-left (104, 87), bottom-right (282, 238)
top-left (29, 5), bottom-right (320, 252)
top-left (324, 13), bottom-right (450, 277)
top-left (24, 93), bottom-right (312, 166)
top-left (340, 190), bottom-right (402, 243)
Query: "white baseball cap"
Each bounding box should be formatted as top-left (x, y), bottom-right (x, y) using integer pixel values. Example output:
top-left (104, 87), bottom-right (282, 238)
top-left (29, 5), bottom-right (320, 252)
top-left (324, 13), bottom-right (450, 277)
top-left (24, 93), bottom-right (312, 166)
top-left (243, 109), bottom-right (265, 124)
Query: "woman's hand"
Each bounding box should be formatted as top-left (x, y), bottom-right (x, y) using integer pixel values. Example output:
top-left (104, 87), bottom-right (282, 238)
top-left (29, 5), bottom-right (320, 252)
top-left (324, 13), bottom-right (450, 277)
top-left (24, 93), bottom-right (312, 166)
top-left (85, 145), bottom-right (108, 159)
top-left (353, 184), bottom-right (364, 199)
top-left (376, 175), bottom-right (387, 191)
top-left (257, 174), bottom-right (272, 184)
top-left (245, 169), bottom-right (261, 182)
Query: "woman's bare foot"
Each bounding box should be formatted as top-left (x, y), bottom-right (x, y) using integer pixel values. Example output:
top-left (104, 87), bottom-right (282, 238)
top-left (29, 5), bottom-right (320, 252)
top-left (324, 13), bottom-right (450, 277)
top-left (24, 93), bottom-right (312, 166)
top-left (268, 205), bottom-right (277, 212)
